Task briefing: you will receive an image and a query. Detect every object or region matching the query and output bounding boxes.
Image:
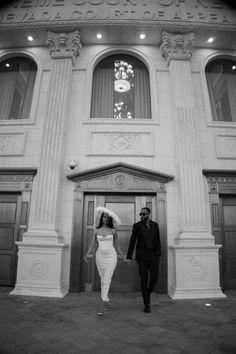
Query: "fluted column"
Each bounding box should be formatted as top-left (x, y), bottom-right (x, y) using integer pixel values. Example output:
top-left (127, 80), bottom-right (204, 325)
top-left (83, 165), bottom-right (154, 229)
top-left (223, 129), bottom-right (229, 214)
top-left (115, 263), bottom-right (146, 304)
top-left (161, 31), bottom-right (213, 244)
top-left (161, 31), bottom-right (224, 299)
top-left (12, 31), bottom-right (82, 297)
top-left (25, 31), bottom-right (82, 242)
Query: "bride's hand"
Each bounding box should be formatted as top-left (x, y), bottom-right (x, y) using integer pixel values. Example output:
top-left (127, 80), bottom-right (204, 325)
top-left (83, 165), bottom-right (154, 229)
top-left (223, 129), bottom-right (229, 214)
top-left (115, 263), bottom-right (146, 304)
top-left (122, 255), bottom-right (128, 263)
top-left (84, 255), bottom-right (89, 263)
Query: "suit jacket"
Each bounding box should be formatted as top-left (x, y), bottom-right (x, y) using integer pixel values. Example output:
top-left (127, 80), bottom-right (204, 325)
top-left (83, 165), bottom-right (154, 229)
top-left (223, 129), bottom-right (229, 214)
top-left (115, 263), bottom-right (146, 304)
top-left (127, 220), bottom-right (161, 261)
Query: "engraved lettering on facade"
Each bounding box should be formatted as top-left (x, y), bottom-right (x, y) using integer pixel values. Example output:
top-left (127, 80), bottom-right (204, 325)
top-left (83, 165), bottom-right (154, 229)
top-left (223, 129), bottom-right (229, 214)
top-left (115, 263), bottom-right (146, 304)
top-left (0, 0), bottom-right (233, 25)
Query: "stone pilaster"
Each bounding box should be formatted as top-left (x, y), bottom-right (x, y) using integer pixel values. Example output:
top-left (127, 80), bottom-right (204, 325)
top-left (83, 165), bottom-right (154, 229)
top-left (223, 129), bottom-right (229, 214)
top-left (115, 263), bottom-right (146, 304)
top-left (161, 31), bottom-right (225, 299)
top-left (11, 31), bottom-right (82, 298)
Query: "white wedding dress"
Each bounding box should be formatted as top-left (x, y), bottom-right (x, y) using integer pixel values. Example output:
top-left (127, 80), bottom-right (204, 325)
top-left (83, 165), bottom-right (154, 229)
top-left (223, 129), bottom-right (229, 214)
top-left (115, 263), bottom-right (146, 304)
top-left (96, 234), bottom-right (117, 302)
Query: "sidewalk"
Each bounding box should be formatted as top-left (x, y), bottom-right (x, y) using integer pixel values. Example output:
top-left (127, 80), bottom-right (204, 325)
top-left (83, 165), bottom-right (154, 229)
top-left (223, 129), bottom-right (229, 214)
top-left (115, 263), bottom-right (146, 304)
top-left (0, 287), bottom-right (236, 354)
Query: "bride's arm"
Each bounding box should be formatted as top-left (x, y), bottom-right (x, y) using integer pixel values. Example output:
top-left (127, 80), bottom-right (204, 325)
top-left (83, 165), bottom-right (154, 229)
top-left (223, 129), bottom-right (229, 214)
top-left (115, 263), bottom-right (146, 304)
top-left (113, 231), bottom-right (127, 262)
top-left (84, 232), bottom-right (97, 262)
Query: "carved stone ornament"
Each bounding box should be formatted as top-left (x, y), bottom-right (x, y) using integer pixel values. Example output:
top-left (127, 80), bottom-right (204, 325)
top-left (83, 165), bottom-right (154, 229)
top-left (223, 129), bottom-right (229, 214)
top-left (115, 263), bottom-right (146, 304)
top-left (189, 257), bottom-right (206, 281)
top-left (31, 259), bottom-right (48, 277)
top-left (160, 31), bottom-right (196, 64)
top-left (46, 30), bottom-right (82, 64)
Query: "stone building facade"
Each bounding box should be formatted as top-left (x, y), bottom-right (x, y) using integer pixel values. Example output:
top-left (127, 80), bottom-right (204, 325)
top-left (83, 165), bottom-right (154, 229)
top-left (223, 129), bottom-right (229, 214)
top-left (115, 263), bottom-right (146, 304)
top-left (0, 0), bottom-right (236, 299)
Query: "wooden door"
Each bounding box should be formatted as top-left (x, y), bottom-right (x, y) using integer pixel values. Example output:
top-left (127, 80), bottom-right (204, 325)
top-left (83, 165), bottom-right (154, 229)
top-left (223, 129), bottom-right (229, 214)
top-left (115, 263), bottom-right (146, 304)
top-left (221, 197), bottom-right (236, 290)
top-left (0, 193), bottom-right (21, 286)
top-left (82, 193), bottom-right (161, 293)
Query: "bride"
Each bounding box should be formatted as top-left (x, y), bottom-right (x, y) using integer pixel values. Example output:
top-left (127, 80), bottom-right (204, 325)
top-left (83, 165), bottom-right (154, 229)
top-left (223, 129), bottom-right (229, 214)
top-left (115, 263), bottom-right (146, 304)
top-left (84, 206), bottom-right (127, 316)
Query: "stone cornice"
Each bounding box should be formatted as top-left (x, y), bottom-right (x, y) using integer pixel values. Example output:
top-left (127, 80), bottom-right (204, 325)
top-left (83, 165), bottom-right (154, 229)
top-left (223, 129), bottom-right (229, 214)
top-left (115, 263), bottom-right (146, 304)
top-left (46, 30), bottom-right (82, 64)
top-left (0, 168), bottom-right (37, 176)
top-left (160, 31), bottom-right (197, 64)
top-left (1, 21), bottom-right (236, 32)
top-left (203, 169), bottom-right (236, 178)
top-left (67, 162), bottom-right (174, 183)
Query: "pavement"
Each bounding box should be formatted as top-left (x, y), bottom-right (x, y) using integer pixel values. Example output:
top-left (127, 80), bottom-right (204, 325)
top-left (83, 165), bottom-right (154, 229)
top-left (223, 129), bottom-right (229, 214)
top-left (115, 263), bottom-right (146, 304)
top-left (0, 287), bottom-right (236, 354)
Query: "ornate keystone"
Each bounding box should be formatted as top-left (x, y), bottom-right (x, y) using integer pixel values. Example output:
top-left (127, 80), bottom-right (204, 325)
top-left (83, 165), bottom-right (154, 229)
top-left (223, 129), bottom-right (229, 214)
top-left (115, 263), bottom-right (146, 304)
top-left (46, 30), bottom-right (82, 64)
top-left (160, 31), bottom-right (196, 64)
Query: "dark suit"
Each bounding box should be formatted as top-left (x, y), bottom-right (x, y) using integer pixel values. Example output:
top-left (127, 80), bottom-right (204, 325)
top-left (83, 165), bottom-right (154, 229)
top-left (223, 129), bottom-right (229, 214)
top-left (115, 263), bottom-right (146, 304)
top-left (127, 220), bottom-right (161, 305)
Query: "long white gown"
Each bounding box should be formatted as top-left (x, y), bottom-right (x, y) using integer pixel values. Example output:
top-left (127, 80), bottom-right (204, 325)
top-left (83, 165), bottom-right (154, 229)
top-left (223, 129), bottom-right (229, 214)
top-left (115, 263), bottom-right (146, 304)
top-left (95, 234), bottom-right (117, 302)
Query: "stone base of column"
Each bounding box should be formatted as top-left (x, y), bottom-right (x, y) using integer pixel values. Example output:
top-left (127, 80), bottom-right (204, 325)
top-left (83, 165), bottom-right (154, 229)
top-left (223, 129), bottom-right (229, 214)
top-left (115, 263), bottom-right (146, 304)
top-left (168, 243), bottom-right (226, 300)
top-left (11, 241), bottom-right (68, 298)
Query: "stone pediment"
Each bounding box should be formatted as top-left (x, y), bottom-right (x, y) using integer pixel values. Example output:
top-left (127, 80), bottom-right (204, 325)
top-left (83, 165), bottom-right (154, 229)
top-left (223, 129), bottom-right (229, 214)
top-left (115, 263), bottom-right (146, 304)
top-left (67, 162), bottom-right (174, 192)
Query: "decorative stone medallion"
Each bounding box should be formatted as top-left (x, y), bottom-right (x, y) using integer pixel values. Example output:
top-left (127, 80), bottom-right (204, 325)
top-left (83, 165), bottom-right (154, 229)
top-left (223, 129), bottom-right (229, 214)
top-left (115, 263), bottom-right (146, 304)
top-left (31, 259), bottom-right (48, 277)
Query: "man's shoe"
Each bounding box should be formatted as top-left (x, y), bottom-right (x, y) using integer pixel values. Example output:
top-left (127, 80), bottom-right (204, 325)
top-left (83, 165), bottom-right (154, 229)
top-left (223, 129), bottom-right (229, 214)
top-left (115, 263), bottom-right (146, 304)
top-left (144, 305), bottom-right (151, 313)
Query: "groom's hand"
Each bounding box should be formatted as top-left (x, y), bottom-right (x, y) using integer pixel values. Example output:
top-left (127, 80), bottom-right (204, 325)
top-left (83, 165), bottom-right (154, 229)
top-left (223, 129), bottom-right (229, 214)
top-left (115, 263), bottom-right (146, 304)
top-left (126, 258), bottom-right (132, 266)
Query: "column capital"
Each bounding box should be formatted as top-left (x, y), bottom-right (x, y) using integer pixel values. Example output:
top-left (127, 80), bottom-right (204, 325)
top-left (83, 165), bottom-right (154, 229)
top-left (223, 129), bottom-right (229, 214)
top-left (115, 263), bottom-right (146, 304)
top-left (46, 30), bottom-right (82, 64)
top-left (160, 31), bottom-right (196, 64)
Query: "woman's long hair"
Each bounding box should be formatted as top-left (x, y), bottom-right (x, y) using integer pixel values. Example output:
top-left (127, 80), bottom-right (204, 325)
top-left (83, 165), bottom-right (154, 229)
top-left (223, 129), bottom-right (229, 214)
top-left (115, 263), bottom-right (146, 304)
top-left (97, 212), bottom-right (114, 229)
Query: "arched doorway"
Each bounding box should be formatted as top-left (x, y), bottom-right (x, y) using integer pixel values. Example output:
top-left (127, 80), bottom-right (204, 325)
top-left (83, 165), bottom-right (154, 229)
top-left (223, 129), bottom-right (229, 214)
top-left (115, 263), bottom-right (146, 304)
top-left (67, 162), bottom-right (173, 294)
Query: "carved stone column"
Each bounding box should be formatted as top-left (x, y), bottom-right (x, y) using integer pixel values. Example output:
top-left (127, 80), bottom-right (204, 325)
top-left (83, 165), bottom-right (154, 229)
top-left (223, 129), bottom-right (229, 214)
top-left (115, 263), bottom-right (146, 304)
top-left (11, 31), bottom-right (82, 298)
top-left (161, 31), bottom-right (225, 299)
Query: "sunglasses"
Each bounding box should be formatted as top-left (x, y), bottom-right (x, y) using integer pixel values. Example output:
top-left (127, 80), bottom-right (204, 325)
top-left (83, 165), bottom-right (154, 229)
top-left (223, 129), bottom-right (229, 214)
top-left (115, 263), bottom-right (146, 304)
top-left (139, 212), bottom-right (148, 216)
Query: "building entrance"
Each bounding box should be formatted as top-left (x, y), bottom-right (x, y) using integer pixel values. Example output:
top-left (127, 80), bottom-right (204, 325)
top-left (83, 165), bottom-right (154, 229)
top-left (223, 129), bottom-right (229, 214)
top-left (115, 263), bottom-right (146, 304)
top-left (68, 162), bottom-right (173, 294)
top-left (81, 194), bottom-right (157, 292)
top-left (221, 196), bottom-right (236, 290)
top-left (0, 193), bottom-right (21, 286)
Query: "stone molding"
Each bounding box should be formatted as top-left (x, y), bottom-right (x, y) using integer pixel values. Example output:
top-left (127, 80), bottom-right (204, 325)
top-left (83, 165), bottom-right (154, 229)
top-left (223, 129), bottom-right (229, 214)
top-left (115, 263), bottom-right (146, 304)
top-left (203, 170), bottom-right (236, 194)
top-left (0, 132), bottom-right (27, 156)
top-left (0, 168), bottom-right (37, 191)
top-left (160, 31), bottom-right (196, 64)
top-left (46, 30), bottom-right (82, 64)
top-left (88, 131), bottom-right (154, 157)
top-left (67, 162), bottom-right (174, 184)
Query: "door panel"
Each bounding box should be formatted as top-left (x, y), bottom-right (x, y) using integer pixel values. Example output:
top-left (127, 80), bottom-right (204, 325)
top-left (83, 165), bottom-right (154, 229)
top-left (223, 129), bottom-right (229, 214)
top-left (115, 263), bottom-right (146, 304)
top-left (0, 194), bottom-right (21, 286)
top-left (106, 196), bottom-right (138, 291)
top-left (82, 193), bottom-right (165, 293)
top-left (222, 197), bottom-right (236, 289)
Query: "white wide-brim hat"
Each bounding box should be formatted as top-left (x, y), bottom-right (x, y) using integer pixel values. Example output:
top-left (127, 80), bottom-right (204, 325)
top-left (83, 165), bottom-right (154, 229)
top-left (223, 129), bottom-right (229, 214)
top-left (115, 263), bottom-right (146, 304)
top-left (95, 206), bottom-right (121, 228)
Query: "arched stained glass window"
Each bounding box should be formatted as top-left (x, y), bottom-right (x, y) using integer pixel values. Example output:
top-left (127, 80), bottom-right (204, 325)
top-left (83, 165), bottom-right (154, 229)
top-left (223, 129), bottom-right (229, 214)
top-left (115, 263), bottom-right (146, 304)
top-left (0, 57), bottom-right (37, 120)
top-left (206, 58), bottom-right (236, 122)
top-left (91, 54), bottom-right (151, 119)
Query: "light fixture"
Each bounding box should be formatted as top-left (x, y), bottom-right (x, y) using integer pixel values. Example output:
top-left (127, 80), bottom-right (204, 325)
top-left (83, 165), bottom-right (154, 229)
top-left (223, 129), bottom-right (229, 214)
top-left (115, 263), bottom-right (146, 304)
top-left (208, 37), bottom-right (214, 43)
top-left (27, 35), bottom-right (33, 41)
top-left (232, 65), bottom-right (236, 70)
top-left (139, 33), bottom-right (146, 40)
top-left (205, 303), bottom-right (212, 307)
top-left (96, 33), bottom-right (102, 39)
top-left (5, 63), bottom-right (10, 68)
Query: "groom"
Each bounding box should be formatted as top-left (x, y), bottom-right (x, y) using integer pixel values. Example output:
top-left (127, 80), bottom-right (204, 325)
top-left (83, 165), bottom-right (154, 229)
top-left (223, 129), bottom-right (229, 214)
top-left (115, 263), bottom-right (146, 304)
top-left (127, 207), bottom-right (161, 313)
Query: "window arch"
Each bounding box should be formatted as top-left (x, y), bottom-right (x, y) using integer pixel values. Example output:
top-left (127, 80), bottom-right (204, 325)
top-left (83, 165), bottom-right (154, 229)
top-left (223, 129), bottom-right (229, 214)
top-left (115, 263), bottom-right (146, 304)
top-left (0, 56), bottom-right (37, 120)
top-left (91, 54), bottom-right (151, 119)
top-left (206, 58), bottom-right (236, 122)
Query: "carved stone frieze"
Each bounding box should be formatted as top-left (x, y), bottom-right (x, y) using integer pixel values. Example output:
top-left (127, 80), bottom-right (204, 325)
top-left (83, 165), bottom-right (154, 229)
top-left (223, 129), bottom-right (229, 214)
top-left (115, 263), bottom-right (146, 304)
top-left (204, 173), bottom-right (236, 194)
top-left (88, 131), bottom-right (154, 156)
top-left (0, 175), bottom-right (34, 182)
top-left (160, 31), bottom-right (196, 63)
top-left (206, 176), bottom-right (236, 183)
top-left (46, 30), bottom-right (82, 64)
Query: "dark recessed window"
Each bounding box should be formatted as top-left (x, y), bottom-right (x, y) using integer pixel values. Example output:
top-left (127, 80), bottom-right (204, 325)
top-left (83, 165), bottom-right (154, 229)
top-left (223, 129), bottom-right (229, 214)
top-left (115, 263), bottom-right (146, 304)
top-left (91, 54), bottom-right (151, 119)
top-left (0, 57), bottom-right (37, 120)
top-left (206, 58), bottom-right (236, 122)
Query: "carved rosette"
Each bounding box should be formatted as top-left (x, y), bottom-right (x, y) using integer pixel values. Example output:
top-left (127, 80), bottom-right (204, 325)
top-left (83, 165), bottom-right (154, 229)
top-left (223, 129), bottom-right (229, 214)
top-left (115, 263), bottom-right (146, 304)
top-left (189, 257), bottom-right (206, 281)
top-left (160, 31), bottom-right (196, 63)
top-left (46, 30), bottom-right (82, 64)
top-left (31, 259), bottom-right (48, 277)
